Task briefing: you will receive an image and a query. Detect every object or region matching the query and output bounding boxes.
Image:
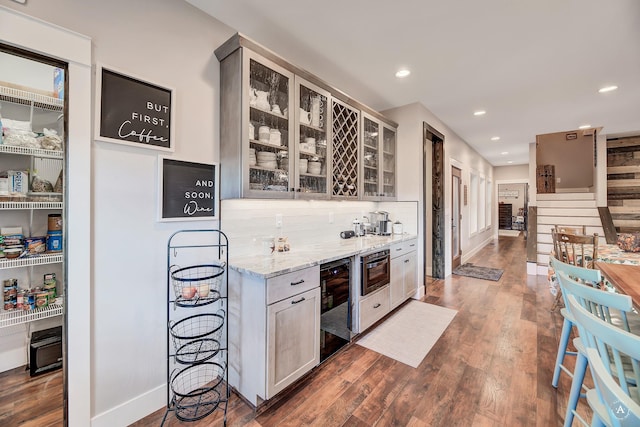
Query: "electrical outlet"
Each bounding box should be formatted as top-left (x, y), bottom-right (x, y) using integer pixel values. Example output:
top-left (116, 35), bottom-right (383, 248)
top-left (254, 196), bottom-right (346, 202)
top-left (329, 212), bottom-right (334, 223)
top-left (556, 177), bottom-right (561, 183)
top-left (275, 214), bottom-right (283, 228)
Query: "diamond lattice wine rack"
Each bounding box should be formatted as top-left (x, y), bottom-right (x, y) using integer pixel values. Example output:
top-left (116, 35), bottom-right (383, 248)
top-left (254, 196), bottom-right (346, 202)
top-left (331, 100), bottom-right (359, 198)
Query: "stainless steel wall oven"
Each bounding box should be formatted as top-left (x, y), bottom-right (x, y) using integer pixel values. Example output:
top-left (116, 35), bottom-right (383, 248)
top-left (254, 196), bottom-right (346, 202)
top-left (361, 249), bottom-right (390, 295)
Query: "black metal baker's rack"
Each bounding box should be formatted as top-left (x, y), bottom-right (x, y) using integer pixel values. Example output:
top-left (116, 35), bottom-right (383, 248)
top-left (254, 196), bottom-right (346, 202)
top-left (162, 230), bottom-right (229, 426)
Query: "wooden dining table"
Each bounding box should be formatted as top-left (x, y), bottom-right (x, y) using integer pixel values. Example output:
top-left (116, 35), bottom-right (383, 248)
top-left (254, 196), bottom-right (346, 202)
top-left (595, 261), bottom-right (640, 310)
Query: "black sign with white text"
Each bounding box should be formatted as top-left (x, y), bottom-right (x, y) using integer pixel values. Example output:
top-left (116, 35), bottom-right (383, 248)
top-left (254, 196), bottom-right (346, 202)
top-left (99, 68), bottom-right (172, 150)
top-left (161, 159), bottom-right (217, 220)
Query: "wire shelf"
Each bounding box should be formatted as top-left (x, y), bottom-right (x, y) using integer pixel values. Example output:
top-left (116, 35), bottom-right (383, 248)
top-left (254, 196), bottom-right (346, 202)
top-left (164, 229), bottom-right (229, 426)
top-left (0, 303), bottom-right (63, 329)
top-left (170, 362), bottom-right (227, 421)
top-left (0, 253), bottom-right (63, 270)
top-left (170, 263), bottom-right (225, 308)
top-left (169, 311), bottom-right (225, 364)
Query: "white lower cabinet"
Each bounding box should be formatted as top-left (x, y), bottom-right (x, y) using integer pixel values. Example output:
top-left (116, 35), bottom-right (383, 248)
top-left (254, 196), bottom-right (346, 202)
top-left (358, 286), bottom-right (390, 332)
top-left (403, 251), bottom-right (417, 298)
top-left (390, 239), bottom-right (418, 309)
top-left (390, 256), bottom-right (405, 309)
top-left (229, 265), bottom-right (320, 406)
top-left (267, 286), bottom-right (320, 398)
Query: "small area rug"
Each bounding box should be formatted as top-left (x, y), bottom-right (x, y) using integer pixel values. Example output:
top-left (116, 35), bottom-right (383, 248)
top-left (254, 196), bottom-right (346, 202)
top-left (356, 300), bottom-right (457, 368)
top-left (498, 229), bottom-right (521, 237)
top-left (453, 263), bottom-right (504, 281)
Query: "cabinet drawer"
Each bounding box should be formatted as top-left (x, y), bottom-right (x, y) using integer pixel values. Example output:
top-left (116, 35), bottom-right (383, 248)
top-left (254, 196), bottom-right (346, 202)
top-left (267, 265), bottom-right (319, 305)
top-left (359, 286), bottom-right (390, 332)
top-left (390, 239), bottom-right (417, 259)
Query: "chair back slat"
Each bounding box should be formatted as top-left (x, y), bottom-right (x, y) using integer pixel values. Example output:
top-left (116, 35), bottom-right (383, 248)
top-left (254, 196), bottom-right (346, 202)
top-left (555, 225), bottom-right (587, 235)
top-left (550, 255), bottom-right (601, 309)
top-left (567, 295), bottom-right (640, 398)
top-left (585, 348), bottom-right (640, 427)
top-left (553, 230), bottom-right (599, 268)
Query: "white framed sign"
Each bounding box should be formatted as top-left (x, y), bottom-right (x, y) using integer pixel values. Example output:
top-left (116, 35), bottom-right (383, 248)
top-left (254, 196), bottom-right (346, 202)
top-left (95, 64), bottom-right (174, 152)
top-left (158, 157), bottom-right (219, 222)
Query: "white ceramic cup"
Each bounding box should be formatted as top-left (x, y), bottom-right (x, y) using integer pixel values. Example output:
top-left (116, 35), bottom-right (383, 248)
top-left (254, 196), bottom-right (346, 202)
top-left (299, 108), bottom-right (311, 125)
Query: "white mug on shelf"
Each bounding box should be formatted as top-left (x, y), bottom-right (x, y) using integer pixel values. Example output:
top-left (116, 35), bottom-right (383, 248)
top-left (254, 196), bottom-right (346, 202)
top-left (299, 108), bottom-right (311, 125)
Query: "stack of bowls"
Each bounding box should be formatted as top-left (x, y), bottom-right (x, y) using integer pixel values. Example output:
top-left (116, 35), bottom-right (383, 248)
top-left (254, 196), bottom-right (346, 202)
top-left (299, 158), bottom-right (308, 173)
top-left (249, 148), bottom-right (256, 166)
top-left (308, 161), bottom-right (322, 175)
top-left (257, 151), bottom-right (277, 169)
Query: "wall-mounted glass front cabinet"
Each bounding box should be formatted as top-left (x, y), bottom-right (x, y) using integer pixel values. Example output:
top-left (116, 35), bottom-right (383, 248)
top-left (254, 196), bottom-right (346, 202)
top-left (360, 113), bottom-right (396, 201)
top-left (381, 125), bottom-right (397, 200)
top-left (216, 34), bottom-right (397, 201)
top-left (246, 55), bottom-right (295, 198)
top-left (294, 77), bottom-right (331, 199)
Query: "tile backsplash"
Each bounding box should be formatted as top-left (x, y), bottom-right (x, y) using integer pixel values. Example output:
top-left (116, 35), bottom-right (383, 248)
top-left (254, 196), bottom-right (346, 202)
top-left (220, 199), bottom-right (418, 257)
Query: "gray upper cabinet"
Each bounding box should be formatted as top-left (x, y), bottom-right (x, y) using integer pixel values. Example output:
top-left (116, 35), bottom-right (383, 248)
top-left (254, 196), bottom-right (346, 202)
top-left (295, 77), bottom-right (331, 199)
top-left (216, 33), bottom-right (397, 201)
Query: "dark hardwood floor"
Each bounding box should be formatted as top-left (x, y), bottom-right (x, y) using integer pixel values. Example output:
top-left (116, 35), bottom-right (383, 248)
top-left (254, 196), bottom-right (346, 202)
top-left (0, 234), bottom-right (592, 426)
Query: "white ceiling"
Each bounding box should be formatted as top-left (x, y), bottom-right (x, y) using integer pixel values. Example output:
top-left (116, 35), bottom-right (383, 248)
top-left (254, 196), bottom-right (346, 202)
top-left (186, 0), bottom-right (640, 166)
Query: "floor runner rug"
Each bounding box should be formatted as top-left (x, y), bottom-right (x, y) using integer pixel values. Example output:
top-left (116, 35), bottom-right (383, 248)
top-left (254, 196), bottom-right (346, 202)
top-left (498, 229), bottom-right (521, 237)
top-left (356, 300), bottom-right (457, 368)
top-left (452, 263), bottom-right (504, 281)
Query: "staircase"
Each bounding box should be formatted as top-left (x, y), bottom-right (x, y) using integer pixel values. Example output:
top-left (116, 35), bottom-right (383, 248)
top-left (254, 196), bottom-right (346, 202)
top-left (535, 192), bottom-right (605, 269)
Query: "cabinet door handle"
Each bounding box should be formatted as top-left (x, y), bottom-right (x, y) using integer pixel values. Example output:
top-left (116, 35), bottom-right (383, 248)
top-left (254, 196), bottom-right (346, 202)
top-left (396, 248), bottom-right (402, 251)
top-left (290, 279), bottom-right (305, 286)
top-left (291, 297), bottom-right (306, 304)
top-left (404, 259), bottom-right (410, 263)
top-left (373, 303), bottom-right (381, 308)
top-left (409, 244), bottom-right (415, 248)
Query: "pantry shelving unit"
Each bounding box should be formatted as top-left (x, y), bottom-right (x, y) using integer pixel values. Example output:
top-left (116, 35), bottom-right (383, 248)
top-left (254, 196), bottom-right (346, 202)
top-left (163, 229), bottom-right (229, 425)
top-left (0, 85), bottom-right (65, 331)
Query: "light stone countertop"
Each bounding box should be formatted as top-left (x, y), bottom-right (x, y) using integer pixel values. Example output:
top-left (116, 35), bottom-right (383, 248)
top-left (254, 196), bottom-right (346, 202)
top-left (228, 233), bottom-right (418, 279)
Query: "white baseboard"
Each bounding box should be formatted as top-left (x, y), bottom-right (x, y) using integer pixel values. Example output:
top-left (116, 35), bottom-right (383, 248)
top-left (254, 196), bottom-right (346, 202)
top-left (91, 383), bottom-right (166, 427)
top-left (0, 347), bottom-right (27, 373)
top-left (526, 262), bottom-right (548, 276)
top-left (537, 264), bottom-right (549, 276)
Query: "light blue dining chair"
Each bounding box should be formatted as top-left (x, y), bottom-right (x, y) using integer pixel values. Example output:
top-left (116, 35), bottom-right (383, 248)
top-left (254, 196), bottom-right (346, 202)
top-left (550, 255), bottom-right (601, 383)
top-left (585, 348), bottom-right (640, 427)
top-left (558, 271), bottom-right (636, 426)
top-left (550, 256), bottom-right (603, 426)
top-left (567, 296), bottom-right (640, 426)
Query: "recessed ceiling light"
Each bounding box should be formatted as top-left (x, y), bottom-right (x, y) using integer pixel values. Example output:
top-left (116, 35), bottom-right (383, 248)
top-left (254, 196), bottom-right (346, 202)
top-left (507, 161), bottom-right (513, 164)
top-left (578, 124), bottom-right (591, 129)
top-left (501, 151), bottom-right (509, 155)
top-left (491, 136), bottom-right (500, 141)
top-left (598, 85), bottom-right (618, 93)
top-left (473, 110), bottom-right (486, 116)
top-left (395, 69), bottom-right (410, 78)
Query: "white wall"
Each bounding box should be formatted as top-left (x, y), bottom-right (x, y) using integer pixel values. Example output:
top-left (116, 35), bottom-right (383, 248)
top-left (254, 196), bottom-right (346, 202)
top-left (383, 102), bottom-right (494, 278)
top-left (493, 164), bottom-right (528, 181)
top-left (1, 0), bottom-right (235, 425)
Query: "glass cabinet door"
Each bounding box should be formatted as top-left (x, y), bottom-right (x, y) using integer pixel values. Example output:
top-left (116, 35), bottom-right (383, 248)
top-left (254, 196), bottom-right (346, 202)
top-left (361, 115), bottom-right (380, 199)
top-left (247, 56), bottom-right (293, 196)
top-left (381, 126), bottom-right (396, 199)
top-left (295, 78), bottom-right (330, 198)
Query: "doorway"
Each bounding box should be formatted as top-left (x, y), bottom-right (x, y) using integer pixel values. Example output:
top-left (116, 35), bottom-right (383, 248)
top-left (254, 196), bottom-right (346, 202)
top-left (0, 43), bottom-right (68, 425)
top-left (497, 181), bottom-right (529, 237)
top-left (424, 123), bottom-right (445, 279)
top-left (451, 166), bottom-right (462, 269)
